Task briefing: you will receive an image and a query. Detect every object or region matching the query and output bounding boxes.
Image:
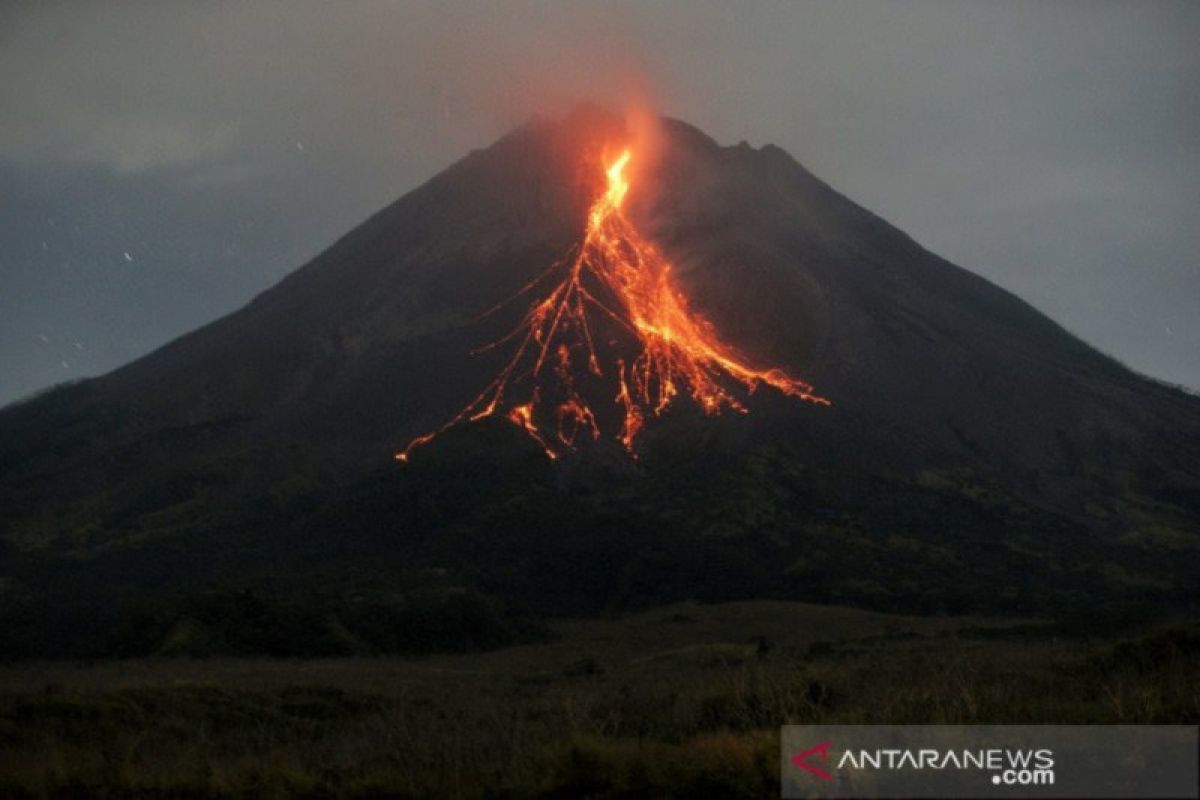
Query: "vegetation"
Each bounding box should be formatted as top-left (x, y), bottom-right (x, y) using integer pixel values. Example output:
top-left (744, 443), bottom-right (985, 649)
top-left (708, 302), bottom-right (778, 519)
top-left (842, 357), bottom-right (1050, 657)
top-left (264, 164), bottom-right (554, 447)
top-left (2, 427), bottom-right (1196, 659)
top-left (0, 601), bottom-right (1196, 798)
top-left (1, 414), bottom-right (1196, 795)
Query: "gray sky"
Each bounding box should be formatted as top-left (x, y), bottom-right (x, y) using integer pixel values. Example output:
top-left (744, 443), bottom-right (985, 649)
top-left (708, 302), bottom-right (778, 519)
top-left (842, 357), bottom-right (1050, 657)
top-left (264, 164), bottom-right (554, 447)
top-left (2, 1), bottom-right (1197, 405)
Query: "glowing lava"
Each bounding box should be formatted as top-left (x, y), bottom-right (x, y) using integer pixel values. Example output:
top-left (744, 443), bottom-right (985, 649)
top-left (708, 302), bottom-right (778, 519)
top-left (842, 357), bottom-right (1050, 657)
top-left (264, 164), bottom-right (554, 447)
top-left (396, 146), bottom-right (829, 462)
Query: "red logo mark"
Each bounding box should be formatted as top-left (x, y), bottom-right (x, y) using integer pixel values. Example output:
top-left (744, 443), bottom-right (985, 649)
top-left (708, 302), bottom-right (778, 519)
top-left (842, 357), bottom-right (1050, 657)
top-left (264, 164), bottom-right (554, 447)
top-left (791, 739), bottom-right (833, 781)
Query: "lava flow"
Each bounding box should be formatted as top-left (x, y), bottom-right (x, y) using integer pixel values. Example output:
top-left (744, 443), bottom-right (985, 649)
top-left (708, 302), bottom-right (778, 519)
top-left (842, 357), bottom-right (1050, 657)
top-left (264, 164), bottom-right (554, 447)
top-left (396, 145), bottom-right (829, 463)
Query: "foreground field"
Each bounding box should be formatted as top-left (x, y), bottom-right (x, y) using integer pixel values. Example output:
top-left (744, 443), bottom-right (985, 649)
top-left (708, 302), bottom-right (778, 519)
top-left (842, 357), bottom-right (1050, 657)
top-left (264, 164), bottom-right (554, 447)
top-left (1, 600), bottom-right (1197, 798)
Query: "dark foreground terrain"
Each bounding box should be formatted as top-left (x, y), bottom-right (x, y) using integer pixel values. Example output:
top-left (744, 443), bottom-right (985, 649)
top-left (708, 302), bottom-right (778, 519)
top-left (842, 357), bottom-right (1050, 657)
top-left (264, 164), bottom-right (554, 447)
top-left (1, 600), bottom-right (1196, 799)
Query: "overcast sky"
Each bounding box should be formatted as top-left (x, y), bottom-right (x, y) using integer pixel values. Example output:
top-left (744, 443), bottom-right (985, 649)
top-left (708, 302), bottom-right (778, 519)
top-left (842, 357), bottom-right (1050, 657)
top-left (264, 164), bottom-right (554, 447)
top-left (1, 1), bottom-right (1197, 404)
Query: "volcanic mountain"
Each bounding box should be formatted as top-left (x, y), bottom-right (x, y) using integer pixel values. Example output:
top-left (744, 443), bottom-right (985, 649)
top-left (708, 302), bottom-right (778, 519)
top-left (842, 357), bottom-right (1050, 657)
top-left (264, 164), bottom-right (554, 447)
top-left (2, 107), bottom-right (1198, 656)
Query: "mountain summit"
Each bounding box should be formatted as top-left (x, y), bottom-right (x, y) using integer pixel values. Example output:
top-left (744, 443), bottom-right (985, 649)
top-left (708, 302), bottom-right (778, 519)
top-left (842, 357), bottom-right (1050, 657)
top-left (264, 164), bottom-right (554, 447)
top-left (2, 108), bottom-right (1198, 654)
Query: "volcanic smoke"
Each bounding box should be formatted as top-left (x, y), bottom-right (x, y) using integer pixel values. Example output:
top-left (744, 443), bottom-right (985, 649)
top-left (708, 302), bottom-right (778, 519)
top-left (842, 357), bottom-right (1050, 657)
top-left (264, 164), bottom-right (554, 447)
top-left (396, 145), bottom-right (829, 462)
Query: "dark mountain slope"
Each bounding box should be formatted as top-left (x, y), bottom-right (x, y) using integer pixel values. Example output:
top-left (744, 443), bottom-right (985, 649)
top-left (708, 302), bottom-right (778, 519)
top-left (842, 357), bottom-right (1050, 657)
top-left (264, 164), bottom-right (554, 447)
top-left (641, 119), bottom-right (1199, 487)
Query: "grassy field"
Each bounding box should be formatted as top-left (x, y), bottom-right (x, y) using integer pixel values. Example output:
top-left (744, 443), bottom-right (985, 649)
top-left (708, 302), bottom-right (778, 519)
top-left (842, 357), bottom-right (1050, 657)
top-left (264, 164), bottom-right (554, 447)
top-left (1, 600), bottom-right (1197, 798)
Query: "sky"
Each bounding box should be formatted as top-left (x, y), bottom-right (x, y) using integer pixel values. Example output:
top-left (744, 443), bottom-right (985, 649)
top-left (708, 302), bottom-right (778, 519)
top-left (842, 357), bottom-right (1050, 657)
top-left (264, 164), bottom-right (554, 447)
top-left (1, 1), bottom-right (1197, 405)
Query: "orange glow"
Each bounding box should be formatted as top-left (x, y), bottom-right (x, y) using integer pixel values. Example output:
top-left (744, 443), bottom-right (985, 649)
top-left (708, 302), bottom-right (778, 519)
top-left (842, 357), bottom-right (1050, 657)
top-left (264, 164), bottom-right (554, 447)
top-left (396, 145), bottom-right (828, 462)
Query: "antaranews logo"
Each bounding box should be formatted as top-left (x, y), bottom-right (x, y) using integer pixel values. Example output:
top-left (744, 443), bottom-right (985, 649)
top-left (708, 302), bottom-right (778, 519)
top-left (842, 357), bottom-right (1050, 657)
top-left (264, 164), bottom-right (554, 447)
top-left (791, 738), bottom-right (1054, 791)
top-left (780, 725), bottom-right (1199, 799)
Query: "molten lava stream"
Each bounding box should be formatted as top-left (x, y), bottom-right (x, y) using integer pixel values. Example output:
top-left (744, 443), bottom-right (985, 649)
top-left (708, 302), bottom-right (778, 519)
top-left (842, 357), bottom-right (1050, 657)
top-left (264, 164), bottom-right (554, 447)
top-left (396, 146), bottom-right (828, 463)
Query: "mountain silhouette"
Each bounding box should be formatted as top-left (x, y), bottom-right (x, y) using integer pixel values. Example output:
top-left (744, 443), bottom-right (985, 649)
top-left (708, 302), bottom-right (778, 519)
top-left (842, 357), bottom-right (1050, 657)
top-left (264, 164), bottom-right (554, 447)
top-left (2, 107), bottom-right (1197, 656)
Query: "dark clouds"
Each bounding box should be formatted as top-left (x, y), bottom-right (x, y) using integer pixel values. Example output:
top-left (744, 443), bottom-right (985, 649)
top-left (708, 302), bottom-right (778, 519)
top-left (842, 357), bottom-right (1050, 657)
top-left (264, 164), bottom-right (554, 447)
top-left (1, 1), bottom-right (1197, 403)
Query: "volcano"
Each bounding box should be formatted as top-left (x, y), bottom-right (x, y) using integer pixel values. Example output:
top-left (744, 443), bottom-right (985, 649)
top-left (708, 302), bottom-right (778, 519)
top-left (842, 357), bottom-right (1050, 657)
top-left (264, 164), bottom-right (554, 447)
top-left (2, 107), bottom-right (1198, 655)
